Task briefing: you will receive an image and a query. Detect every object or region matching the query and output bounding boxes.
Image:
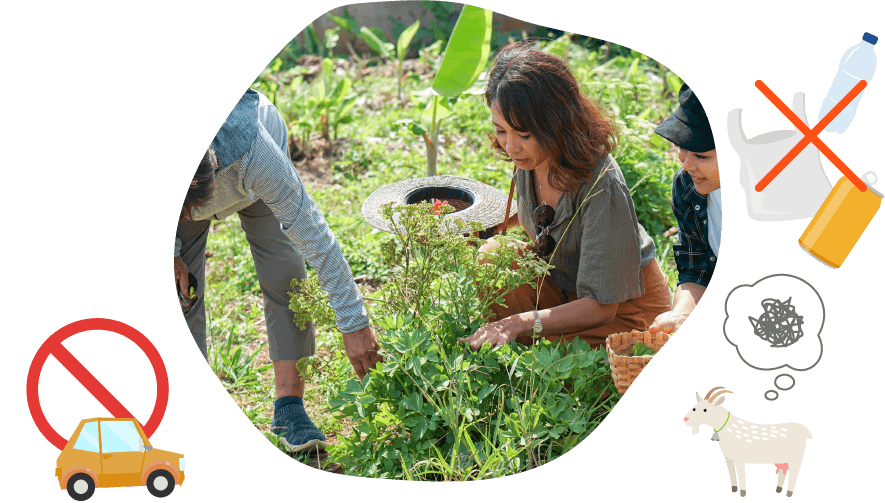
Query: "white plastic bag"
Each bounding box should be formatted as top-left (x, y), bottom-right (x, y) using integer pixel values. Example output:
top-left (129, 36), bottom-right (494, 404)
top-left (728, 93), bottom-right (832, 221)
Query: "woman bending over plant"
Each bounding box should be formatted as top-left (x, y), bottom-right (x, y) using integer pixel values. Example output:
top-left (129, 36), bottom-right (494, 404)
top-left (460, 40), bottom-right (671, 351)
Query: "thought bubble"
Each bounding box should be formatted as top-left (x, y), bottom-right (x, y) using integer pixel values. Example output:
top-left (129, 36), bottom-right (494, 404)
top-left (775, 374), bottom-right (795, 390)
top-left (761, 374), bottom-right (798, 401)
top-left (724, 274), bottom-right (824, 372)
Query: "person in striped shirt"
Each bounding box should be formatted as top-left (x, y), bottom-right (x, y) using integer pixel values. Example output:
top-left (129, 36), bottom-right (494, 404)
top-left (175, 89), bottom-right (380, 453)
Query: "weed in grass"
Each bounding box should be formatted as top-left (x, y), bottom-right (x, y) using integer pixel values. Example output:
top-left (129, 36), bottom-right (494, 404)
top-left (210, 328), bottom-right (272, 391)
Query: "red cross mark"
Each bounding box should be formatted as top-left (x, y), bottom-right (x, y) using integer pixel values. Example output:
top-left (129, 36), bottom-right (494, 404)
top-left (754, 80), bottom-right (867, 193)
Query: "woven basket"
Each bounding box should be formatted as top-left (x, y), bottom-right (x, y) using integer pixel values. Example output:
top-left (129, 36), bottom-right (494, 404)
top-left (605, 330), bottom-right (670, 393)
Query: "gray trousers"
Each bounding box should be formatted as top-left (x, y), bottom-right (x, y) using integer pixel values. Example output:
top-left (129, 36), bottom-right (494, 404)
top-left (176, 200), bottom-right (316, 361)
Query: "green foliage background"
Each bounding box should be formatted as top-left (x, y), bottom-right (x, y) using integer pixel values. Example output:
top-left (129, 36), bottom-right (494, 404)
top-left (204, 16), bottom-right (683, 478)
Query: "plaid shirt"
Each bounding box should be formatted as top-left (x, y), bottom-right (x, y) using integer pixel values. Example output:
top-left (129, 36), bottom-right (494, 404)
top-left (175, 89), bottom-right (369, 333)
top-left (671, 169), bottom-right (717, 287)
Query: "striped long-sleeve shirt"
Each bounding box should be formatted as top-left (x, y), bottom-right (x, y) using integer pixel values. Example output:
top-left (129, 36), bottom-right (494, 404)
top-left (176, 89), bottom-right (369, 333)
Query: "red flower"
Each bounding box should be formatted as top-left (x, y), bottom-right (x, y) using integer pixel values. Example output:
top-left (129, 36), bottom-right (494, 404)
top-left (432, 199), bottom-right (449, 215)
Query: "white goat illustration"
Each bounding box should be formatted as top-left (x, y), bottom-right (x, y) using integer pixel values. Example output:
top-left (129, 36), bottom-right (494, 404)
top-left (684, 387), bottom-right (812, 497)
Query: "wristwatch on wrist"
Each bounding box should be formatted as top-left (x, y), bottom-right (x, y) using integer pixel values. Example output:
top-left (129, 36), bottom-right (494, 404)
top-left (532, 310), bottom-right (543, 338)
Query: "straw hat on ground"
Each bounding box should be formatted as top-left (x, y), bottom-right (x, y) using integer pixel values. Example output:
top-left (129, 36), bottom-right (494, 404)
top-left (361, 175), bottom-right (517, 234)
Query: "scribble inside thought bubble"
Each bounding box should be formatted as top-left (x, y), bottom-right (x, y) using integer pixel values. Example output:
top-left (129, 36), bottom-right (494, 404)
top-left (749, 297), bottom-right (804, 348)
top-left (724, 274), bottom-right (824, 371)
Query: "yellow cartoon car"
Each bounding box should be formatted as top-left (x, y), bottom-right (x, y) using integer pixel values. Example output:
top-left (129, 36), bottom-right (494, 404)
top-left (55, 418), bottom-right (185, 500)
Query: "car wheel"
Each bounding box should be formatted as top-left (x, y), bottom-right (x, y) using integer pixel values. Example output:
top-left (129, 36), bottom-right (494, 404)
top-left (146, 469), bottom-right (175, 498)
top-left (66, 473), bottom-right (95, 501)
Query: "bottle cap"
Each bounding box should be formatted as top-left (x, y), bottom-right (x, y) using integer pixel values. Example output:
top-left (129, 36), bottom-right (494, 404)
top-left (863, 32), bottom-right (878, 45)
top-left (862, 172), bottom-right (883, 198)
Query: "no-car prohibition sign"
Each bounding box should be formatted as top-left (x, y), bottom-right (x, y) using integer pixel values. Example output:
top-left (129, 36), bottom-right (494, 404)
top-left (26, 318), bottom-right (169, 450)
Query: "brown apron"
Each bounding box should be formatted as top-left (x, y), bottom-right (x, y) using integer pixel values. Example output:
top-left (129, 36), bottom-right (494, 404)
top-left (489, 260), bottom-right (671, 349)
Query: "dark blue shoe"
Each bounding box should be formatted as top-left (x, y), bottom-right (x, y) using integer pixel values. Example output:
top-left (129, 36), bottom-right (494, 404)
top-left (271, 397), bottom-right (327, 453)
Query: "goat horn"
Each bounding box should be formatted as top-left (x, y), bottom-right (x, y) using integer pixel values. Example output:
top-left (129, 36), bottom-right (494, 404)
top-left (709, 390), bottom-right (733, 402)
top-left (704, 387), bottom-right (725, 400)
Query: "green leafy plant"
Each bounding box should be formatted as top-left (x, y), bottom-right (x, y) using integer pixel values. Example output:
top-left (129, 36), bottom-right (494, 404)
top-left (211, 336), bottom-right (269, 390)
top-left (419, 39), bottom-right (445, 70)
top-left (302, 23), bottom-right (341, 59)
top-left (327, 8), bottom-right (359, 36)
top-left (358, 19), bottom-right (420, 102)
top-left (316, 58), bottom-right (356, 140)
top-left (289, 204), bottom-right (618, 479)
top-left (282, 75), bottom-right (316, 156)
top-left (288, 58), bottom-right (356, 147)
top-left (395, 5), bottom-right (492, 176)
top-left (359, 27), bottom-right (393, 58)
top-left (545, 31), bottom-right (573, 58)
top-left (425, 5), bottom-right (491, 176)
top-left (629, 342), bottom-right (656, 357)
top-left (252, 58), bottom-right (284, 105)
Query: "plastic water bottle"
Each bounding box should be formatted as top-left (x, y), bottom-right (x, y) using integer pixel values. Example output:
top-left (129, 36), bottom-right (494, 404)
top-left (818, 32), bottom-right (877, 133)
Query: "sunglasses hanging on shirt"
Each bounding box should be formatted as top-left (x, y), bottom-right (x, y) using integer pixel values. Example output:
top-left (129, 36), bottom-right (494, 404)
top-left (533, 204), bottom-right (556, 257)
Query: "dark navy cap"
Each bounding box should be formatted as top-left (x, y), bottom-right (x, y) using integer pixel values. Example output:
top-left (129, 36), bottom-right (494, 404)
top-left (654, 83), bottom-right (716, 153)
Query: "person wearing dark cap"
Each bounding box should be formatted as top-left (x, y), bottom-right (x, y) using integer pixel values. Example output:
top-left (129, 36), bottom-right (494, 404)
top-left (649, 83), bottom-right (721, 334)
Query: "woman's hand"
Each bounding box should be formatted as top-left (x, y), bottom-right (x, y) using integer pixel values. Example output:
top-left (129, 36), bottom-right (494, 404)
top-left (459, 318), bottom-right (523, 351)
top-left (649, 310), bottom-right (688, 334)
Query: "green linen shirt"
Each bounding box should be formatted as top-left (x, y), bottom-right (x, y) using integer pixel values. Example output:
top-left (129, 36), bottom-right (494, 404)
top-left (515, 154), bottom-right (656, 304)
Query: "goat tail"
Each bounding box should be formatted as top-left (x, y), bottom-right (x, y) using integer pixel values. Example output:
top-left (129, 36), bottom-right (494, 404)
top-left (797, 424), bottom-right (813, 439)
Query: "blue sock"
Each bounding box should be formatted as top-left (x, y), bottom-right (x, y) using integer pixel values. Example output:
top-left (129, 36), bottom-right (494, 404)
top-left (274, 396), bottom-right (303, 410)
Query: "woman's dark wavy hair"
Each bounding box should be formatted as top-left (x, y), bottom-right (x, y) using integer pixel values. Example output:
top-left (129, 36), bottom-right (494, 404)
top-left (485, 40), bottom-right (619, 194)
top-left (180, 147), bottom-right (217, 220)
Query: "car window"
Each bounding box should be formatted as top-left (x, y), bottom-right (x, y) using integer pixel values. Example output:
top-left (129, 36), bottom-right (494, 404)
top-left (100, 421), bottom-right (142, 453)
top-left (73, 421), bottom-right (100, 453)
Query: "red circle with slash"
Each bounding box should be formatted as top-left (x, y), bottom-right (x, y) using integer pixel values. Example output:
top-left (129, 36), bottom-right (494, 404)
top-left (26, 318), bottom-right (169, 450)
